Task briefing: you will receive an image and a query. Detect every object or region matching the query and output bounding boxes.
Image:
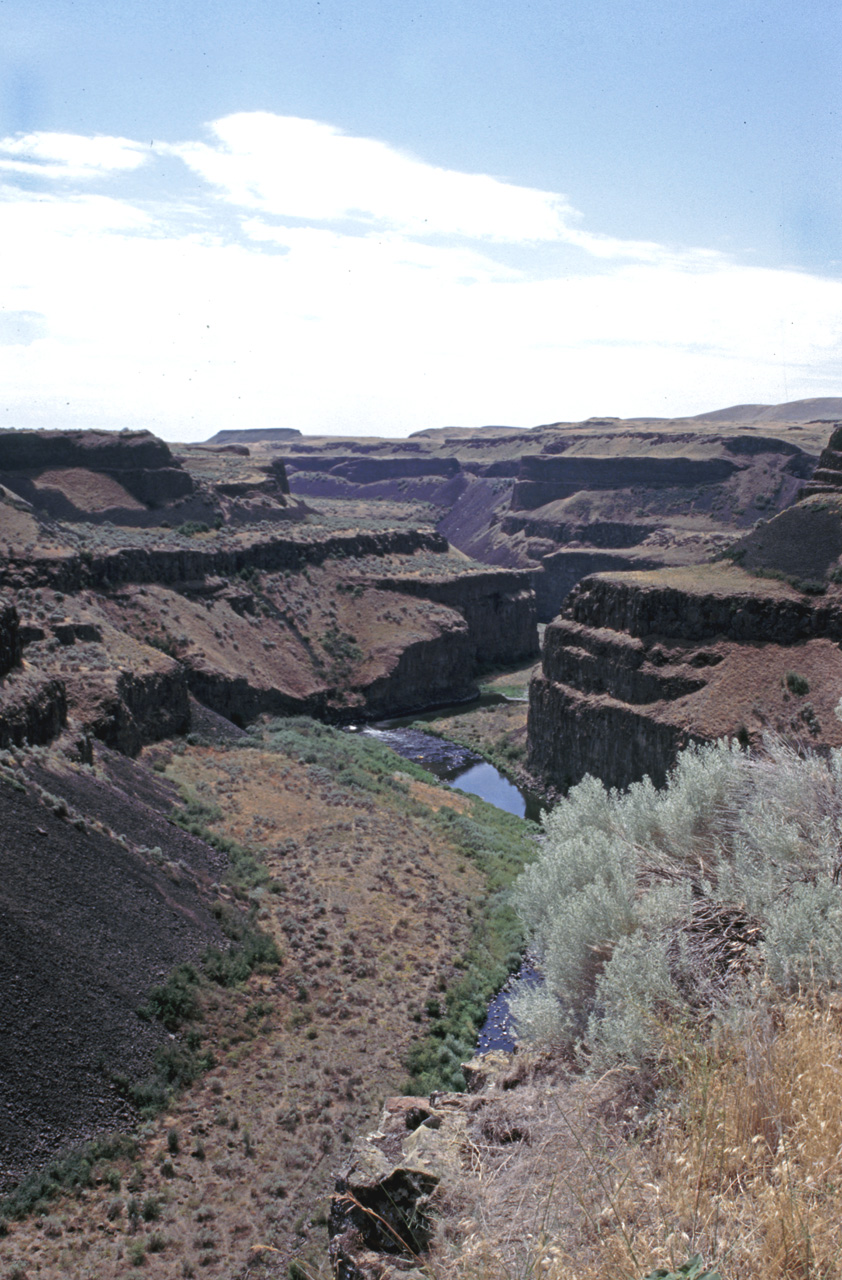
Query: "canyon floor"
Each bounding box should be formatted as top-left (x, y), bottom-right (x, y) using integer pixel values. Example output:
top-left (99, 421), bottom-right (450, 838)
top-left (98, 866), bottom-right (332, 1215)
top-left (0, 716), bottom-right (536, 1279)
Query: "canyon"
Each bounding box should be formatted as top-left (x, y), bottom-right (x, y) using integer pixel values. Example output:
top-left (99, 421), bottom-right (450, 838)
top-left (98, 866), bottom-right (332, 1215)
top-left (272, 398), bottom-right (836, 623)
top-left (2, 402), bottom-right (842, 1279)
top-left (528, 423), bottom-right (842, 792)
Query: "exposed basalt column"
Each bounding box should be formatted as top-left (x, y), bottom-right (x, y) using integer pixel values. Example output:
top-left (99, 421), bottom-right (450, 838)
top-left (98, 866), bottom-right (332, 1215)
top-left (566, 574), bottom-right (842, 643)
top-left (541, 618), bottom-right (708, 704)
top-left (88, 666), bottom-right (191, 756)
top-left (369, 569), bottom-right (539, 665)
top-left (359, 616), bottom-right (476, 718)
top-left (510, 455), bottom-right (739, 511)
top-left (800, 423), bottom-right (842, 497)
top-left (528, 673), bottom-right (701, 794)
top-left (532, 549), bottom-right (663, 622)
top-left (526, 558), bottom-right (842, 793)
top-left (2, 528), bottom-right (451, 593)
top-left (0, 596), bottom-right (67, 748)
top-left (0, 674), bottom-right (67, 750)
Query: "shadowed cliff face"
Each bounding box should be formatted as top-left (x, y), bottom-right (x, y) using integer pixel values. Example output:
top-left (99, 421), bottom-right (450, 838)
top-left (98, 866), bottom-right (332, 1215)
top-left (0, 428), bottom-right (307, 528)
top-left (269, 409), bottom-right (827, 623)
top-left (527, 572), bottom-right (842, 794)
top-left (1, 468), bottom-right (538, 754)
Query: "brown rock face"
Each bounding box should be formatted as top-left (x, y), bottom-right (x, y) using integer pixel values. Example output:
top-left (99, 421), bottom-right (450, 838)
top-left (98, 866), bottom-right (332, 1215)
top-left (0, 428), bottom-right (175, 471)
top-left (6, 523), bottom-right (538, 753)
top-left (0, 672), bottom-right (67, 749)
top-left (800, 423), bottom-right (842, 497)
top-left (0, 428), bottom-right (198, 524)
top-left (278, 410), bottom-right (820, 623)
top-left (527, 564), bottom-right (842, 793)
top-left (510, 454), bottom-right (740, 511)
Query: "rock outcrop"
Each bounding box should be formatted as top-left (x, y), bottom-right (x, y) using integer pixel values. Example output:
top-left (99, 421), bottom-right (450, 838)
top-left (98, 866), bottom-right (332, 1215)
top-left (0, 592), bottom-right (68, 749)
top-left (0, 428), bottom-right (305, 528)
top-left (800, 423), bottom-right (842, 497)
top-left (0, 594), bottom-right (21, 674)
top-left (528, 566), bottom-right (842, 793)
top-left (7, 521), bottom-right (538, 750)
top-left (269, 407), bottom-right (824, 621)
top-left (329, 1093), bottom-right (468, 1279)
top-left (329, 1053), bottom-right (543, 1280)
top-left (509, 453), bottom-right (740, 510)
top-left (524, 422), bottom-right (842, 793)
top-left (0, 428), bottom-right (196, 523)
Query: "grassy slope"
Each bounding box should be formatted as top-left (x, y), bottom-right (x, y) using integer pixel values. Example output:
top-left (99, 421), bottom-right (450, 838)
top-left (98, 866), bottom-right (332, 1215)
top-left (0, 719), bottom-right (536, 1280)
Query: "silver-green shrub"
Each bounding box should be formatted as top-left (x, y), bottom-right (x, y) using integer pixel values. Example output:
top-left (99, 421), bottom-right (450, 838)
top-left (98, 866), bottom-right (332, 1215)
top-left (511, 737), bottom-right (842, 1067)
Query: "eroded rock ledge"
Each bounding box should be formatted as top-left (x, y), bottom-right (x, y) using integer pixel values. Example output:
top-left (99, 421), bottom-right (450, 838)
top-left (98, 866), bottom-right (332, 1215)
top-left (2, 526), bottom-right (538, 753)
top-left (528, 565), bottom-right (842, 793)
top-left (329, 1056), bottom-right (515, 1280)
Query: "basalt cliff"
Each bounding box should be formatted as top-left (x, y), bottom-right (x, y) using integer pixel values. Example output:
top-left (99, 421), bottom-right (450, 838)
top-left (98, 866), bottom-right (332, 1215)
top-left (527, 423), bottom-right (842, 793)
top-left (0, 425), bottom-right (539, 1263)
top-left (263, 397), bottom-right (842, 621)
top-left (0, 429), bottom-right (538, 755)
top-left (3, 408), bottom-right (842, 1280)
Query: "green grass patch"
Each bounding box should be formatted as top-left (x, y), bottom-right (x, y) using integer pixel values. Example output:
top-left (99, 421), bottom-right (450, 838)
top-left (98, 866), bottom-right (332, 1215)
top-left (169, 792), bottom-right (269, 890)
top-left (0, 1133), bottom-right (137, 1222)
top-left (405, 800), bottom-right (537, 1092)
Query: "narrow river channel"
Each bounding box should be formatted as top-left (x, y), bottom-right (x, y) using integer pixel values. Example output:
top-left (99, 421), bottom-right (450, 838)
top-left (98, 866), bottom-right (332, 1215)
top-left (351, 695), bottom-right (546, 1053)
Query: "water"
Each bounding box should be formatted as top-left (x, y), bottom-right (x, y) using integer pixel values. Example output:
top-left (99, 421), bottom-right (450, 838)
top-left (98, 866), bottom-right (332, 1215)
top-left (353, 708), bottom-right (546, 1050)
top-left (476, 959), bottom-right (541, 1053)
top-left (361, 719), bottom-right (544, 823)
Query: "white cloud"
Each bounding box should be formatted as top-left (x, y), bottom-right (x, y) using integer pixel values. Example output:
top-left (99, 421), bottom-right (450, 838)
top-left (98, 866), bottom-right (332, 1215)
top-left (170, 112), bottom-right (579, 244)
top-left (0, 131), bottom-right (149, 180)
top-left (0, 113), bottom-right (839, 438)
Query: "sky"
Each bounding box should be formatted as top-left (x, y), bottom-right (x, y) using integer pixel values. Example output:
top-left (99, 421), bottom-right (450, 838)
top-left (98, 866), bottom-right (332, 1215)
top-left (1, 1), bottom-right (841, 441)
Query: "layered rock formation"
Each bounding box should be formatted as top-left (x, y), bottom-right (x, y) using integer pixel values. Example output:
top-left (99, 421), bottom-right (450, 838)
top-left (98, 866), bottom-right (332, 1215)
top-left (0, 593), bottom-right (68, 749)
top-left (261, 400), bottom-right (833, 621)
top-left (0, 427), bottom-right (305, 527)
top-left (2, 460), bottom-right (538, 751)
top-left (527, 424), bottom-right (842, 793)
top-left (800, 423), bottom-right (842, 497)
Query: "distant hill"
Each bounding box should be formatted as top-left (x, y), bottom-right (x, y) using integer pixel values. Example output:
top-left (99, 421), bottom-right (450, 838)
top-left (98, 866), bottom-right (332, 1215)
top-left (204, 427), bottom-right (303, 444)
top-left (691, 397), bottom-right (842, 424)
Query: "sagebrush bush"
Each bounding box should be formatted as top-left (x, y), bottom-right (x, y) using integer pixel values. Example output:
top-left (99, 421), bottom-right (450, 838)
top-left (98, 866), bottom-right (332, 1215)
top-left (512, 737), bottom-right (842, 1067)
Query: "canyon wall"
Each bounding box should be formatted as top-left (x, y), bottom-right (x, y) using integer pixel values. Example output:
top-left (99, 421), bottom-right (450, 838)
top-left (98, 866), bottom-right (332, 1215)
top-left (528, 562), bottom-right (842, 793)
top-left (276, 411), bottom-right (825, 623)
top-left (509, 454), bottom-right (740, 510)
top-left (4, 524), bottom-right (538, 753)
top-left (0, 428), bottom-right (302, 527)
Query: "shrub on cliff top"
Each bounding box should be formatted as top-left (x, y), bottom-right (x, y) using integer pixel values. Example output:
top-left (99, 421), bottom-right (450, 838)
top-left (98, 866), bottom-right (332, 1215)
top-left (512, 736), bottom-right (842, 1067)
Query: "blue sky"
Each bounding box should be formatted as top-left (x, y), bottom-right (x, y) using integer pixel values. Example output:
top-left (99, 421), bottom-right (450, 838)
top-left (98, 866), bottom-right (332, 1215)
top-left (1, 0), bottom-right (841, 439)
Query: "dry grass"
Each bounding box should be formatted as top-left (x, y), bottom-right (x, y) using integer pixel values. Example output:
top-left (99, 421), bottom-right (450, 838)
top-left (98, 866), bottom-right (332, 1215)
top-left (426, 993), bottom-right (842, 1280)
top-left (0, 730), bottom-right (507, 1280)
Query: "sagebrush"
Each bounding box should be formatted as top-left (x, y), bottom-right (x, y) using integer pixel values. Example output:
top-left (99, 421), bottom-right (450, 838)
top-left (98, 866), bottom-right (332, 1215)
top-left (512, 736), bottom-right (842, 1065)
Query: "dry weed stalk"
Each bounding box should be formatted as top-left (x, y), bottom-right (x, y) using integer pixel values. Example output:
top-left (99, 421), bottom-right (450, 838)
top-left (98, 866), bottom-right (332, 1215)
top-left (431, 996), bottom-right (842, 1280)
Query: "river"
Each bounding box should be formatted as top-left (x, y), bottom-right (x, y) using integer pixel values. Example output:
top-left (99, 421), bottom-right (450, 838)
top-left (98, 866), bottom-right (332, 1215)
top-left (352, 696), bottom-right (546, 1052)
